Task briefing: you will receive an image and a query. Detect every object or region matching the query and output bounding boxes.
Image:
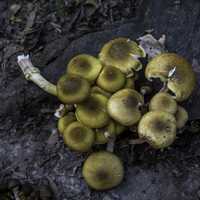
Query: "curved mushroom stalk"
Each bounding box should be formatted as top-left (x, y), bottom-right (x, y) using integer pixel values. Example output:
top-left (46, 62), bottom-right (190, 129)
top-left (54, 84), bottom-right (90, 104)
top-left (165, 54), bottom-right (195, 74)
top-left (17, 54), bottom-right (57, 96)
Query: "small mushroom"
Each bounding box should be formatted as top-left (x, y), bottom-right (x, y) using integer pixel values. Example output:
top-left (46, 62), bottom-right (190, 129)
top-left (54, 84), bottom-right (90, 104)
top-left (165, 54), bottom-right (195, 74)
top-left (99, 38), bottom-right (146, 76)
top-left (76, 93), bottom-right (110, 128)
top-left (124, 77), bottom-right (135, 89)
top-left (138, 111), bottom-right (177, 149)
top-left (175, 106), bottom-right (188, 129)
top-left (115, 123), bottom-right (127, 135)
top-left (57, 75), bottom-right (90, 104)
top-left (107, 88), bottom-right (144, 126)
top-left (149, 92), bottom-right (177, 114)
top-left (67, 54), bottom-right (102, 83)
top-left (58, 112), bottom-right (76, 134)
top-left (91, 86), bottom-right (111, 97)
top-left (97, 65), bottom-right (126, 93)
top-left (145, 53), bottom-right (196, 101)
top-left (95, 120), bottom-right (115, 144)
top-left (82, 151), bottom-right (124, 190)
top-left (63, 121), bottom-right (95, 152)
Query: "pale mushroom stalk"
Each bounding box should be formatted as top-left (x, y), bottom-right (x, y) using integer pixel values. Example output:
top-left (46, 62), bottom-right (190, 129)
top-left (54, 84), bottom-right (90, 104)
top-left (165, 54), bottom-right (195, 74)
top-left (17, 54), bottom-right (57, 96)
top-left (106, 136), bottom-right (116, 152)
top-left (129, 138), bottom-right (146, 145)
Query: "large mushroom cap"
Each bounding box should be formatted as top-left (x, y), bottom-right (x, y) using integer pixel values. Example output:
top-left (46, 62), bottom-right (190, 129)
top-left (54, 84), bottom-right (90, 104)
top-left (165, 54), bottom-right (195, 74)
top-left (175, 106), bottom-right (188, 129)
top-left (145, 53), bottom-right (196, 101)
top-left (76, 93), bottom-right (110, 128)
top-left (57, 75), bottom-right (90, 104)
top-left (97, 65), bottom-right (126, 93)
top-left (149, 92), bottom-right (177, 114)
top-left (67, 54), bottom-right (102, 83)
top-left (99, 38), bottom-right (145, 75)
top-left (58, 112), bottom-right (76, 134)
top-left (107, 88), bottom-right (144, 126)
top-left (138, 111), bottom-right (177, 149)
top-left (63, 121), bottom-right (95, 152)
top-left (82, 151), bottom-right (124, 190)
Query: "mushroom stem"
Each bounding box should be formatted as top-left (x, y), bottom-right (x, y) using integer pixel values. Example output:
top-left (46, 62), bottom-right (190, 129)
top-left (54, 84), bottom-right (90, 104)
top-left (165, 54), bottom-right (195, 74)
top-left (17, 54), bottom-right (57, 96)
top-left (106, 137), bottom-right (116, 152)
top-left (129, 138), bottom-right (146, 145)
top-left (159, 81), bottom-right (168, 92)
top-left (54, 104), bottom-right (66, 118)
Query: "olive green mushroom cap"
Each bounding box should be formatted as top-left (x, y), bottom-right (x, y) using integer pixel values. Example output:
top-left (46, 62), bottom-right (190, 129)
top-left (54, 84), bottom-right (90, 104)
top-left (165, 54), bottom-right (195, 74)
top-left (107, 88), bottom-right (144, 126)
top-left (58, 112), bottom-right (76, 134)
top-left (175, 106), bottom-right (188, 129)
top-left (95, 120), bottom-right (115, 144)
top-left (82, 151), bottom-right (124, 190)
top-left (67, 54), bottom-right (102, 83)
top-left (145, 53), bottom-right (196, 101)
top-left (149, 92), bottom-right (177, 114)
top-left (63, 121), bottom-right (95, 152)
top-left (76, 93), bottom-right (110, 128)
top-left (57, 75), bottom-right (90, 104)
top-left (97, 66), bottom-right (126, 93)
top-left (99, 38), bottom-right (146, 75)
top-left (138, 111), bottom-right (177, 149)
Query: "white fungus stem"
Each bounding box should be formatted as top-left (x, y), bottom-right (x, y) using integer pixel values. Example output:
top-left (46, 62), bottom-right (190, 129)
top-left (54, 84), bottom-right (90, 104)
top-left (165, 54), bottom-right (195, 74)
top-left (17, 54), bottom-right (57, 96)
top-left (106, 137), bottom-right (116, 152)
top-left (129, 138), bottom-right (146, 145)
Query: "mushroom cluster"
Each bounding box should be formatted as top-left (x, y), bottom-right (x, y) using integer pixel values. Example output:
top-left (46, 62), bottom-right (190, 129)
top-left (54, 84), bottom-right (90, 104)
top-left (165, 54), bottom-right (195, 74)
top-left (17, 37), bottom-right (196, 191)
top-left (55, 38), bottom-right (196, 190)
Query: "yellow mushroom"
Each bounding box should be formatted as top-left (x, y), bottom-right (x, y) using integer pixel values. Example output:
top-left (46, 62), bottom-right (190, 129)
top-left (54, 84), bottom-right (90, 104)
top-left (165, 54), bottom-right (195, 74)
top-left (145, 53), bottom-right (196, 101)
top-left (97, 65), bottom-right (126, 93)
top-left (99, 38), bottom-right (146, 76)
top-left (149, 92), bottom-right (177, 114)
top-left (95, 120), bottom-right (115, 144)
top-left (67, 54), bottom-right (102, 83)
top-left (63, 121), bottom-right (95, 152)
top-left (138, 111), bottom-right (177, 149)
top-left (82, 151), bottom-right (124, 190)
top-left (57, 75), bottom-right (90, 104)
top-left (76, 93), bottom-right (110, 128)
top-left (107, 88), bottom-right (144, 126)
top-left (58, 112), bottom-right (76, 134)
top-left (175, 106), bottom-right (188, 129)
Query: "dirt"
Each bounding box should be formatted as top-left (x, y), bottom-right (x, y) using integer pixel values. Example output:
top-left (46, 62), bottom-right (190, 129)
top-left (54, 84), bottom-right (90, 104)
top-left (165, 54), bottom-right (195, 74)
top-left (1, 0), bottom-right (200, 199)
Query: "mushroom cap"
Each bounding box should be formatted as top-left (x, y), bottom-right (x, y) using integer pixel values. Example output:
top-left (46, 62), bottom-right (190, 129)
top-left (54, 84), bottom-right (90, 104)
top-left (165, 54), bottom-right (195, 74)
top-left (82, 151), bottom-right (124, 190)
top-left (63, 121), bottom-right (95, 152)
top-left (149, 92), bottom-right (177, 114)
top-left (124, 77), bottom-right (135, 89)
top-left (175, 106), bottom-right (188, 129)
top-left (145, 53), bottom-right (196, 101)
top-left (97, 66), bottom-right (126, 93)
top-left (91, 86), bottom-right (111, 98)
top-left (138, 111), bottom-right (177, 149)
top-left (67, 54), bottom-right (102, 83)
top-left (99, 38), bottom-right (145, 75)
top-left (95, 120), bottom-right (115, 144)
top-left (57, 75), bottom-right (90, 104)
top-left (76, 93), bottom-right (110, 128)
top-left (107, 88), bottom-right (144, 126)
top-left (58, 112), bottom-right (76, 134)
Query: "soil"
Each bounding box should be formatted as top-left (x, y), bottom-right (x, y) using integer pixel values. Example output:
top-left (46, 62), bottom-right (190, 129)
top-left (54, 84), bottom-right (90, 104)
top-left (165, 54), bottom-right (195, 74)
top-left (1, 0), bottom-right (200, 199)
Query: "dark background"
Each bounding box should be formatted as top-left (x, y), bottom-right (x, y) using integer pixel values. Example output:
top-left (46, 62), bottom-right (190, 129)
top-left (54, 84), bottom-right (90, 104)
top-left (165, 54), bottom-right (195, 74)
top-left (0, 0), bottom-right (200, 199)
